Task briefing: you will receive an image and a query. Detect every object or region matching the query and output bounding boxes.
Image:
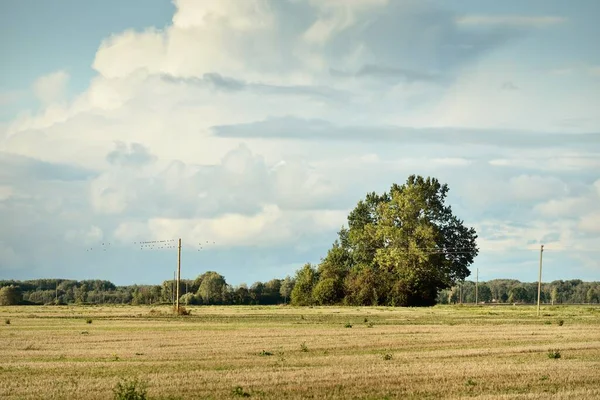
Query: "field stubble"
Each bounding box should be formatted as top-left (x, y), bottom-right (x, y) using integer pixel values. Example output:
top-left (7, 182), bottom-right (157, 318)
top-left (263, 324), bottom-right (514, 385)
top-left (0, 305), bottom-right (599, 399)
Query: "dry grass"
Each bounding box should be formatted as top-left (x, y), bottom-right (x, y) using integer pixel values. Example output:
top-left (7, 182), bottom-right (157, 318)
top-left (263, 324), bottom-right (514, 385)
top-left (0, 305), bottom-right (599, 399)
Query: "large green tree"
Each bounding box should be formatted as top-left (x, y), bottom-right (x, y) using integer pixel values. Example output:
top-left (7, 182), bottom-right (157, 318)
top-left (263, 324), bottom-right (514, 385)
top-left (313, 175), bottom-right (479, 307)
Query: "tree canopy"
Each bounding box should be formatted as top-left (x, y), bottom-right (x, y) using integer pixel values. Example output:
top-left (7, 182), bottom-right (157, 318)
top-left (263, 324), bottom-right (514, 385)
top-left (292, 175), bottom-right (479, 307)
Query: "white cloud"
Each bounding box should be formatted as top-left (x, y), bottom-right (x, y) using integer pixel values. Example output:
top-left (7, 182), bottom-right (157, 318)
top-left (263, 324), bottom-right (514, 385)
top-left (0, 91), bottom-right (25, 106)
top-left (0, 186), bottom-right (13, 201)
top-left (0, 241), bottom-right (21, 270)
top-left (489, 155), bottom-right (600, 171)
top-left (534, 197), bottom-right (594, 218)
top-left (1, 0), bottom-right (599, 283)
top-left (579, 212), bottom-right (600, 234)
top-left (65, 226), bottom-right (104, 246)
top-left (588, 66), bottom-right (600, 77)
top-left (33, 70), bottom-right (69, 105)
top-left (456, 15), bottom-right (566, 28)
top-left (507, 175), bottom-right (567, 202)
top-left (114, 205), bottom-right (347, 249)
top-left (303, 0), bottom-right (387, 44)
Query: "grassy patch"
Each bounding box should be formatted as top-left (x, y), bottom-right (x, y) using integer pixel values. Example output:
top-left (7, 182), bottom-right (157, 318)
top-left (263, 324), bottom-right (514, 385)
top-left (0, 305), bottom-right (598, 399)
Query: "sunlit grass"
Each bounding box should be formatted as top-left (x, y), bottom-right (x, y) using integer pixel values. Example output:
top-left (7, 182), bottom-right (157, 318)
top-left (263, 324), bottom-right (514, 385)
top-left (1, 305), bottom-right (599, 399)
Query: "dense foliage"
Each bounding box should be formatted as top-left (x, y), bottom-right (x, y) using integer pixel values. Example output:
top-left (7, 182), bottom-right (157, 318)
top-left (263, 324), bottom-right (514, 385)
top-left (0, 277), bottom-right (598, 306)
top-left (438, 279), bottom-right (600, 305)
top-left (0, 274), bottom-right (295, 306)
top-left (292, 175), bottom-right (479, 306)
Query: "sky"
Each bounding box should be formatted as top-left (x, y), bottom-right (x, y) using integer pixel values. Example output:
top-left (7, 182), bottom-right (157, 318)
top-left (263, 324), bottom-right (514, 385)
top-left (1, 0), bottom-right (599, 286)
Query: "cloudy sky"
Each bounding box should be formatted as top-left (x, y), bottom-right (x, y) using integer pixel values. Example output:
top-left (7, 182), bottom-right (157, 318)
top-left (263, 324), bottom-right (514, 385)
top-left (1, 0), bottom-right (599, 286)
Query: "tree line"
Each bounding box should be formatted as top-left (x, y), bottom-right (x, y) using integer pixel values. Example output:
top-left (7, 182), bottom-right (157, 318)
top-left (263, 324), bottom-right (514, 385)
top-left (1, 276), bottom-right (598, 306)
top-left (0, 273), bottom-right (295, 306)
top-left (438, 279), bottom-right (600, 305)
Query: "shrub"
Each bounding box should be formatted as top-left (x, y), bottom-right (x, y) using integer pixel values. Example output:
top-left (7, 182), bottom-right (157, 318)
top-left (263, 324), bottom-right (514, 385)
top-left (86, 318), bottom-right (92, 324)
top-left (547, 349), bottom-right (561, 359)
top-left (258, 350), bottom-right (273, 356)
top-left (312, 278), bottom-right (341, 305)
top-left (367, 322), bottom-right (374, 328)
top-left (300, 342), bottom-right (308, 352)
top-left (232, 386), bottom-right (250, 397)
top-left (465, 379), bottom-right (477, 387)
top-left (383, 353), bottom-right (392, 360)
top-left (4, 319), bottom-right (10, 325)
top-left (344, 322), bottom-right (353, 328)
top-left (363, 317), bottom-right (368, 323)
top-left (176, 306), bottom-right (191, 316)
top-left (0, 285), bottom-right (22, 306)
top-left (557, 319), bottom-right (564, 326)
top-left (113, 378), bottom-right (147, 400)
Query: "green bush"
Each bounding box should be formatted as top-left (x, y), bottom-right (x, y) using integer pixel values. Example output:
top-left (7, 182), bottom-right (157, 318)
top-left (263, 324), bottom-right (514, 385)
top-left (113, 378), bottom-right (147, 400)
top-left (557, 319), bottom-right (564, 326)
top-left (86, 318), bottom-right (93, 324)
top-left (232, 386), bottom-right (250, 397)
top-left (176, 306), bottom-right (191, 316)
top-left (344, 322), bottom-right (352, 328)
top-left (0, 285), bottom-right (22, 306)
top-left (312, 278), bottom-right (340, 305)
top-left (547, 349), bottom-right (561, 359)
top-left (300, 342), bottom-right (308, 352)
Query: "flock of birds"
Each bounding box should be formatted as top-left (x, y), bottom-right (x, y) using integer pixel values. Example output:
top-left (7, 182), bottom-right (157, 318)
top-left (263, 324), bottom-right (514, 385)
top-left (86, 242), bottom-right (111, 252)
top-left (85, 239), bottom-right (215, 252)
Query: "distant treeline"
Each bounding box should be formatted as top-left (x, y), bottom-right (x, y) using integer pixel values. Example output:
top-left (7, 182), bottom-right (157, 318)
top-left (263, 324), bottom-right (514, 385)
top-left (0, 274), bottom-right (599, 306)
top-left (438, 279), bottom-right (600, 305)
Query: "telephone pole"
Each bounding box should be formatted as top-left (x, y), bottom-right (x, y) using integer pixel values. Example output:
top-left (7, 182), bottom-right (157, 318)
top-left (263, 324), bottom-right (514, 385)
top-left (176, 238), bottom-right (182, 313)
top-left (475, 268), bottom-right (479, 305)
top-left (537, 244), bottom-right (544, 317)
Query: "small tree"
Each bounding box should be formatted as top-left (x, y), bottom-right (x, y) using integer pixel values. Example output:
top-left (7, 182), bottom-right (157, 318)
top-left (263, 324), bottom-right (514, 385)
top-left (312, 278), bottom-right (339, 305)
top-left (197, 271), bottom-right (227, 305)
top-left (587, 288), bottom-right (599, 304)
top-left (477, 284), bottom-right (493, 303)
top-left (290, 264), bottom-right (318, 306)
top-left (179, 292), bottom-right (196, 305)
top-left (279, 276), bottom-right (294, 304)
top-left (0, 285), bottom-right (22, 306)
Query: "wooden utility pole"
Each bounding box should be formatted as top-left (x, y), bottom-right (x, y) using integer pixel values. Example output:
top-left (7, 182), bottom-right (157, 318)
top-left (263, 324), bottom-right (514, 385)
top-left (537, 244), bottom-right (544, 316)
top-left (475, 268), bottom-right (479, 305)
top-left (176, 238), bottom-right (182, 313)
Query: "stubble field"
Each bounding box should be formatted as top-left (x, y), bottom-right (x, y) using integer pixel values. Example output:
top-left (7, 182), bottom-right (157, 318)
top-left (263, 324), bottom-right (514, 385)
top-left (0, 305), bottom-right (599, 399)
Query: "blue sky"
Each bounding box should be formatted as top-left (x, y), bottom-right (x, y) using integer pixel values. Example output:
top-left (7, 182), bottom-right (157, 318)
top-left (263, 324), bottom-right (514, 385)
top-left (1, 0), bottom-right (599, 286)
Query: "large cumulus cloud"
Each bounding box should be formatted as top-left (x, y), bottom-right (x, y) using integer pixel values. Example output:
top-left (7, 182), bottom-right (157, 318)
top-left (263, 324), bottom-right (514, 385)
top-left (1, 0), bottom-right (599, 284)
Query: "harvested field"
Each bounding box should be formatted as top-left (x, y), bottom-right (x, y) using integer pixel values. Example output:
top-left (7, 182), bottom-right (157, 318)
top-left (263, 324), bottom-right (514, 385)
top-left (1, 305), bottom-right (599, 399)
